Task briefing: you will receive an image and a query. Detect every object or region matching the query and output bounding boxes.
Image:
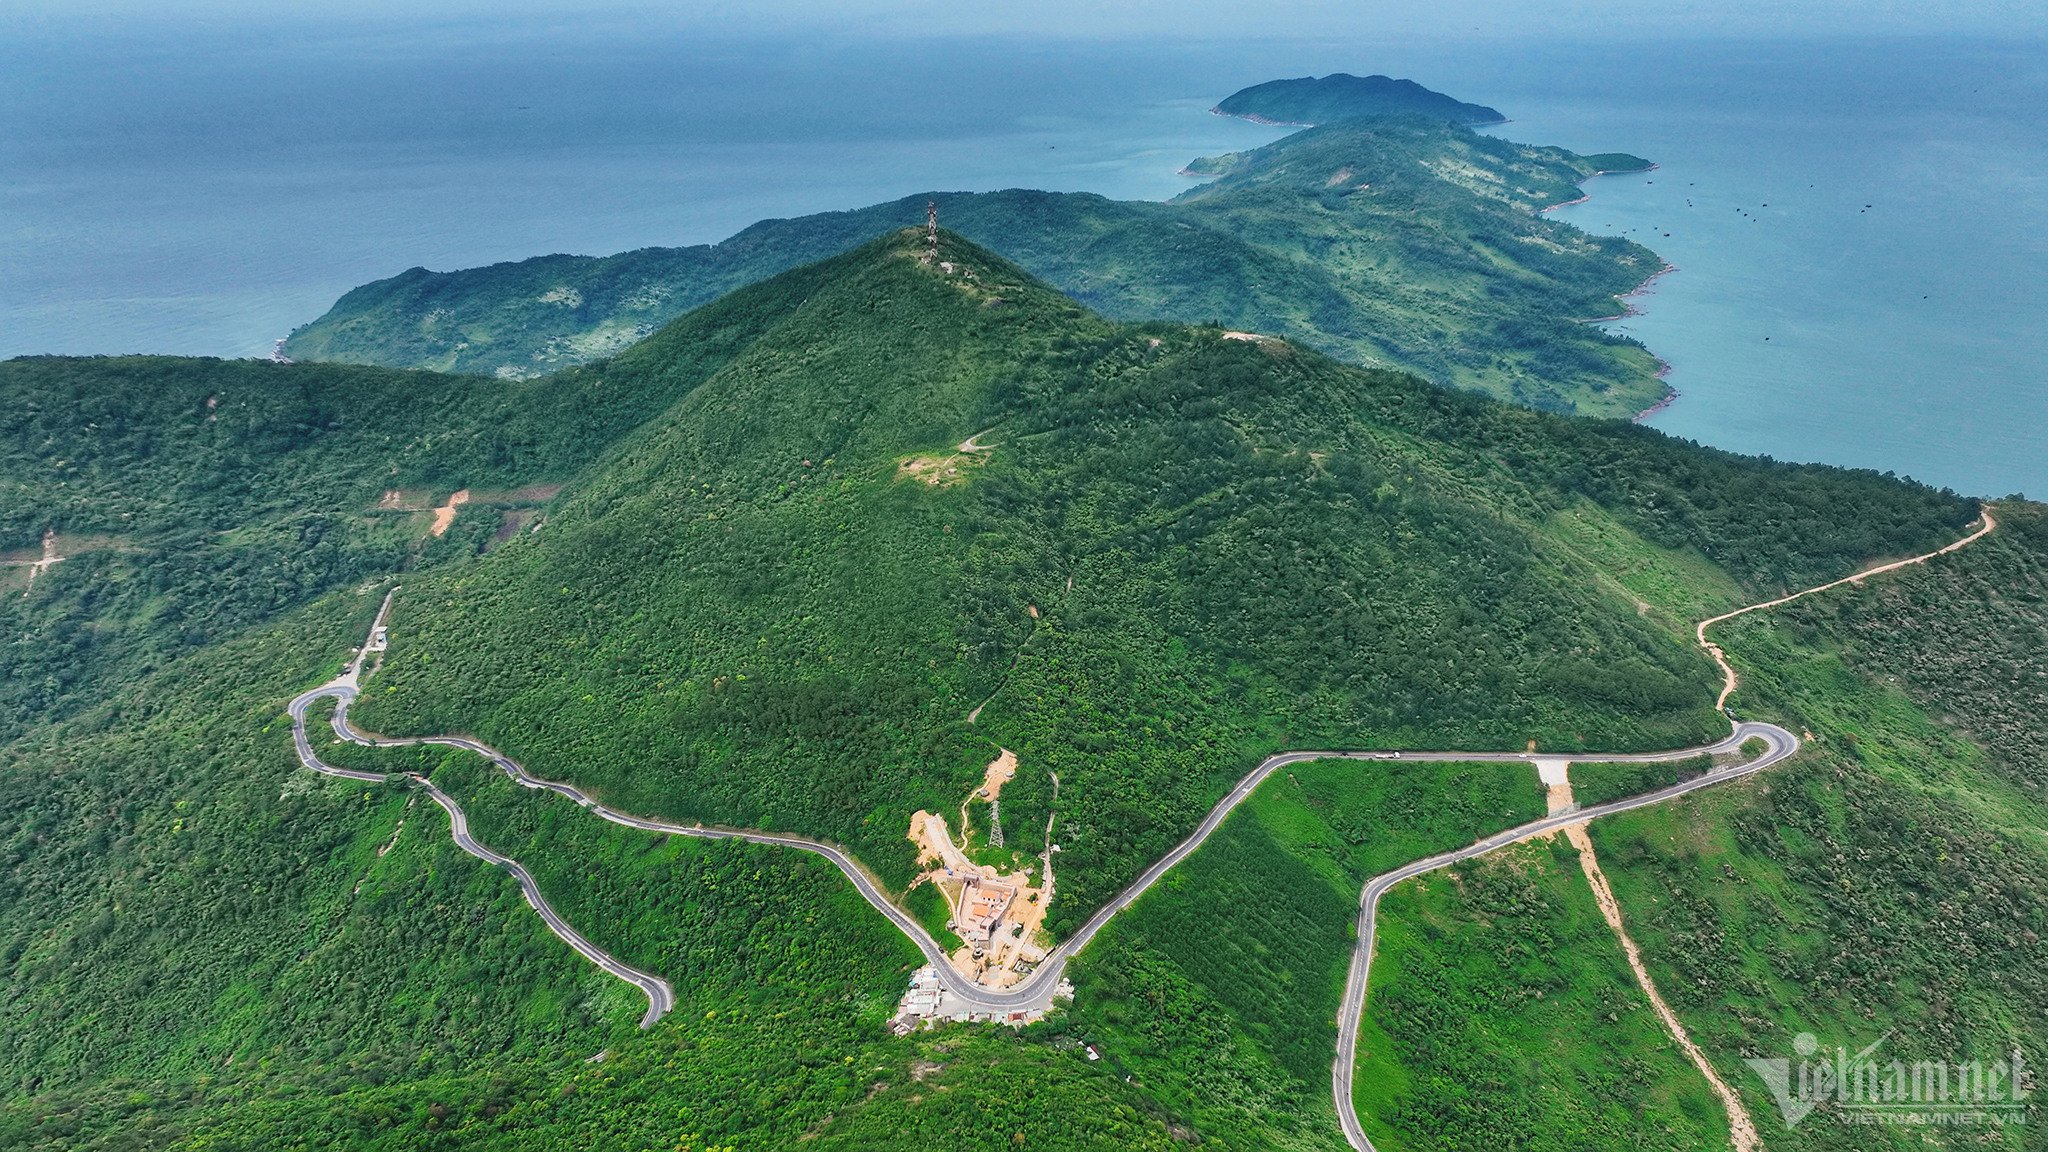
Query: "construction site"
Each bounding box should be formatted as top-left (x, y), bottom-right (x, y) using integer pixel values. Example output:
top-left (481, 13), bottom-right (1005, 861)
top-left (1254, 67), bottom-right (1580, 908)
top-left (903, 748), bottom-right (1057, 991)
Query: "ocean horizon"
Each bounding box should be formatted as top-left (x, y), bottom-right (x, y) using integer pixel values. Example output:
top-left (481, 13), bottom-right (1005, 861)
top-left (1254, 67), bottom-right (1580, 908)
top-left (4, 20), bottom-right (2043, 496)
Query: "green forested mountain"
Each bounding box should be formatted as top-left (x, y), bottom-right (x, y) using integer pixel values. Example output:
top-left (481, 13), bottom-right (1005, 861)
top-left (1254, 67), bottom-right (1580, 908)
top-left (0, 338), bottom-right (767, 740)
top-left (0, 229), bottom-right (2027, 1152)
top-left (1212, 73), bottom-right (1506, 126)
top-left (340, 230), bottom-right (1965, 926)
top-left (283, 116), bottom-right (1669, 416)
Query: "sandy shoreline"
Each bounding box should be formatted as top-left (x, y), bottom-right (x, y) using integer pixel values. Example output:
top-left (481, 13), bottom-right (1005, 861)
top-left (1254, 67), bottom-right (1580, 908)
top-left (1209, 107), bottom-right (1314, 128)
top-left (1539, 162), bottom-right (1659, 214)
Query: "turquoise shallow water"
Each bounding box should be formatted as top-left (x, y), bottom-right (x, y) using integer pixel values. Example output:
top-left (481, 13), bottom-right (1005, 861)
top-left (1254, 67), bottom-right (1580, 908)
top-left (1484, 39), bottom-right (2048, 500)
top-left (4, 23), bottom-right (2042, 496)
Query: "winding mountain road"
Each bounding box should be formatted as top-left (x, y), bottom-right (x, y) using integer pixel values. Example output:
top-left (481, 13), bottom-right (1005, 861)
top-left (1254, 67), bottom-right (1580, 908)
top-left (290, 595), bottom-right (1789, 1024)
top-left (285, 505), bottom-right (1992, 1151)
top-left (1329, 725), bottom-right (1795, 1151)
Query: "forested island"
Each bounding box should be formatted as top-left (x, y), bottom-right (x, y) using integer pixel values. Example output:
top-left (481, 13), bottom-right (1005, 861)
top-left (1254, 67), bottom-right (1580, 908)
top-left (1212, 72), bottom-right (1505, 126)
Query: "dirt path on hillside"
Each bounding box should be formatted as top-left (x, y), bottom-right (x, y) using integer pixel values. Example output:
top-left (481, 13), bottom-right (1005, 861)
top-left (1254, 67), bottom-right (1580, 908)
top-left (429, 490), bottom-right (471, 537)
top-left (19, 530), bottom-right (62, 596)
top-left (1697, 505), bottom-right (1998, 709)
top-left (1566, 823), bottom-right (1761, 1152)
top-left (287, 502), bottom-right (2000, 1146)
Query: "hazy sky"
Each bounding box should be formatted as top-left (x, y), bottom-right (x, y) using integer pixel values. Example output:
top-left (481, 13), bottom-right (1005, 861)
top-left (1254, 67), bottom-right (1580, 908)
top-left (7, 0), bottom-right (2046, 39)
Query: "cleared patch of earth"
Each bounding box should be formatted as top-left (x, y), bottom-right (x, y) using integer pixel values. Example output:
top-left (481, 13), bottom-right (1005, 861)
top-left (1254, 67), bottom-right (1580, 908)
top-left (428, 490), bottom-right (470, 537)
top-left (979, 749), bottom-right (1017, 802)
top-left (4, 530), bottom-right (127, 594)
top-left (906, 750), bottom-right (1053, 989)
top-left (896, 453), bottom-right (979, 487)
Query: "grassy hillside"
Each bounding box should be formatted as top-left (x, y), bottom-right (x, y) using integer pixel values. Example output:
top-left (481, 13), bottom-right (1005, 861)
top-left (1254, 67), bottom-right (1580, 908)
top-left (0, 229), bottom-right (1997, 1151)
top-left (1055, 757), bottom-right (1568, 1150)
top-left (1577, 503), bottom-right (2048, 1150)
top-left (1355, 837), bottom-right (1731, 1152)
top-left (1023, 510), bottom-right (2048, 1152)
top-left (283, 116), bottom-right (1671, 416)
top-left (1414, 508), bottom-right (2048, 1151)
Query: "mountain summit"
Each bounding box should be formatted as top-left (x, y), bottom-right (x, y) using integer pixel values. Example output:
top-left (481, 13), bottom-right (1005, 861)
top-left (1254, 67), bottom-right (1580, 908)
top-left (339, 228), bottom-right (1962, 937)
top-left (0, 219), bottom-right (2018, 1152)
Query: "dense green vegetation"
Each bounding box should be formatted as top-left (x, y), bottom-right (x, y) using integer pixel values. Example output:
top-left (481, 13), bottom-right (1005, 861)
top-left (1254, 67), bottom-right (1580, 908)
top-left (285, 115), bottom-right (1673, 416)
top-left (0, 216), bottom-right (2009, 1152)
top-left (1056, 757), bottom-right (1545, 1148)
top-left (0, 596), bottom-right (1182, 1152)
top-left (1579, 152), bottom-right (1657, 173)
top-left (1578, 508), bottom-right (2048, 1150)
top-left (342, 230), bottom-right (1969, 937)
top-left (1212, 73), bottom-right (1504, 126)
top-left (1570, 753), bottom-right (1713, 807)
top-left (1757, 501), bottom-right (2048, 795)
top-left (0, 588), bottom-right (640, 1114)
top-left (1034, 506), bottom-right (2048, 1152)
top-left (1588, 751), bottom-right (2046, 1147)
top-left (1356, 838), bottom-right (1730, 1151)
top-left (0, 336), bottom-right (778, 738)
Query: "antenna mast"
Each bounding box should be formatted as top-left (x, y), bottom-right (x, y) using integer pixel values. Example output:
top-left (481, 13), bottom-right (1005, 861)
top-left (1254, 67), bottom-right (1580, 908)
top-left (925, 200), bottom-right (939, 263)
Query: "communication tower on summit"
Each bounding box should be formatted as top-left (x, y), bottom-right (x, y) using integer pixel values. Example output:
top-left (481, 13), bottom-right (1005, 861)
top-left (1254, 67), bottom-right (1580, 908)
top-left (926, 200), bottom-right (939, 263)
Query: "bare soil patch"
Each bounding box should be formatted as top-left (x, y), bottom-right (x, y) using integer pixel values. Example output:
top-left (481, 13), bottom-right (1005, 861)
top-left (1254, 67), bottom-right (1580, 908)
top-left (979, 749), bottom-right (1018, 803)
top-left (428, 490), bottom-right (470, 538)
top-left (896, 451), bottom-right (985, 488)
top-left (906, 763), bottom-right (1054, 988)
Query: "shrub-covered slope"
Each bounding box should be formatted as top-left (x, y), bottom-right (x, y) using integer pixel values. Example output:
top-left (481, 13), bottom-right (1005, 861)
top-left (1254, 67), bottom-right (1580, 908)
top-left (1567, 506), bottom-right (2048, 1151)
top-left (0, 326), bottom-right (789, 740)
top-left (1029, 511), bottom-right (2048, 1152)
top-left (282, 117), bottom-right (1669, 416)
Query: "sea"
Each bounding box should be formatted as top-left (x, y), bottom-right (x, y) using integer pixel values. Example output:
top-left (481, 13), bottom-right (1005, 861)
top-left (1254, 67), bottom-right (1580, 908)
top-left (4, 19), bottom-right (2044, 498)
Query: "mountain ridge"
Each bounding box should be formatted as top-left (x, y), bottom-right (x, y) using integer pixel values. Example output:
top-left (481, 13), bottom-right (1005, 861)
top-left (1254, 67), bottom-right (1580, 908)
top-left (1, 218), bottom-right (2032, 1152)
top-left (281, 117), bottom-right (1669, 417)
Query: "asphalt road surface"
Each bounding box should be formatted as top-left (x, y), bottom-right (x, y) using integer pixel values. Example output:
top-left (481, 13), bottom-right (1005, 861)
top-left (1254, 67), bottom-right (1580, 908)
top-left (290, 590), bottom-right (1794, 1041)
top-left (284, 505), bottom-right (1997, 1145)
top-left (284, 602), bottom-right (1796, 1147)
